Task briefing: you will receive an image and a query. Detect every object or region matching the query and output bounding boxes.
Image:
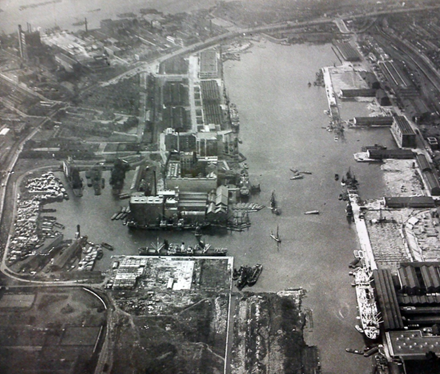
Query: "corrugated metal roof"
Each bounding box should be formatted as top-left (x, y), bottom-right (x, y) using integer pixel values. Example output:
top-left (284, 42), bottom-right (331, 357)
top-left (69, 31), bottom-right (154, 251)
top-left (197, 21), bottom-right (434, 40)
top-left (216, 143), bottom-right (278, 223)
top-left (373, 269), bottom-right (404, 331)
top-left (394, 116), bottom-right (415, 135)
top-left (416, 154), bottom-right (431, 172)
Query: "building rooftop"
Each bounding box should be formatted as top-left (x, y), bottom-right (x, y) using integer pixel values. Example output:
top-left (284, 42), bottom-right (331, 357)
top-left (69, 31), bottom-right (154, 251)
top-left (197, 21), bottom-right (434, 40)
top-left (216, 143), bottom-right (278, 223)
top-left (387, 330), bottom-right (440, 358)
top-left (394, 116), bottom-right (415, 136)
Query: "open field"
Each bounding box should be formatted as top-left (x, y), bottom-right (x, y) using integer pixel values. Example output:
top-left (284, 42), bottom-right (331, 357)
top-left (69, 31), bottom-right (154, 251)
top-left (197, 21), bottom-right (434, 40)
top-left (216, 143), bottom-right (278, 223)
top-left (0, 287), bottom-right (107, 374)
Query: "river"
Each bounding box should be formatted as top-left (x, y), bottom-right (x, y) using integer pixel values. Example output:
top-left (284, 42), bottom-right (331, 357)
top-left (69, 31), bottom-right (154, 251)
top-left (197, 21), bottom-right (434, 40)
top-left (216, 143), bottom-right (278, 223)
top-left (0, 0), bottom-right (220, 34)
top-left (221, 40), bottom-right (395, 374)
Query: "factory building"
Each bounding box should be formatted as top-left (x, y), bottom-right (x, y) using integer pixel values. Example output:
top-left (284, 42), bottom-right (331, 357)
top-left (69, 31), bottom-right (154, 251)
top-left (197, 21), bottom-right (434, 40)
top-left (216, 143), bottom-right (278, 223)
top-left (334, 42), bottom-right (361, 61)
top-left (384, 196), bottom-right (435, 209)
top-left (373, 265), bottom-right (440, 364)
top-left (162, 128), bottom-right (235, 157)
top-left (339, 88), bottom-right (377, 98)
top-left (415, 154), bottom-right (440, 196)
top-left (352, 116), bottom-right (394, 127)
top-left (367, 149), bottom-right (414, 160)
top-left (390, 116), bottom-right (417, 148)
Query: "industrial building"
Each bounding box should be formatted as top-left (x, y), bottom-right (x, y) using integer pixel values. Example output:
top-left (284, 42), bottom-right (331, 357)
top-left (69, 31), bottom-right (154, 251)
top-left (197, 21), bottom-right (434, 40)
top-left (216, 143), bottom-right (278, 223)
top-left (199, 48), bottom-right (220, 79)
top-left (373, 265), bottom-right (440, 362)
top-left (415, 154), bottom-right (440, 196)
top-left (367, 149), bottom-right (414, 160)
top-left (352, 116), bottom-right (394, 127)
top-left (390, 116), bottom-right (417, 148)
top-left (384, 196), bottom-right (436, 209)
top-left (334, 42), bottom-right (361, 61)
top-left (128, 184), bottom-right (231, 229)
top-left (339, 88), bottom-right (376, 98)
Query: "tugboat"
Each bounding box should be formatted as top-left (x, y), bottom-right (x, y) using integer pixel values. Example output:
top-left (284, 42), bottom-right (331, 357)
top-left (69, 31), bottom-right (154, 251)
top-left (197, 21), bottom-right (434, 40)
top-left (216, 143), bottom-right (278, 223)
top-left (247, 264), bottom-right (263, 286)
top-left (290, 175), bottom-right (304, 180)
top-left (234, 264), bottom-right (263, 289)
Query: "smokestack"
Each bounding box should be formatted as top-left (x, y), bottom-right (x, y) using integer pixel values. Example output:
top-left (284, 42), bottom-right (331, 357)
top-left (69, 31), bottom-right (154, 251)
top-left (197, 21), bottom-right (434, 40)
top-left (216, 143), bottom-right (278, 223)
top-left (76, 224), bottom-right (81, 239)
top-left (85, 18), bottom-right (88, 33)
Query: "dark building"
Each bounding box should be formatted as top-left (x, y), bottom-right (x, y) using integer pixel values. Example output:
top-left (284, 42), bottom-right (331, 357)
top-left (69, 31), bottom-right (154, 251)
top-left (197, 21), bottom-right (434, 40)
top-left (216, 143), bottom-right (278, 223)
top-left (340, 88), bottom-right (376, 98)
top-left (18, 24), bottom-right (43, 62)
top-left (334, 42), bottom-right (361, 61)
top-left (367, 149), bottom-right (414, 160)
top-left (353, 116), bottom-right (394, 127)
top-left (384, 196), bottom-right (435, 208)
top-left (390, 116), bottom-right (417, 148)
top-left (416, 154), bottom-right (440, 196)
top-left (416, 154), bottom-right (431, 172)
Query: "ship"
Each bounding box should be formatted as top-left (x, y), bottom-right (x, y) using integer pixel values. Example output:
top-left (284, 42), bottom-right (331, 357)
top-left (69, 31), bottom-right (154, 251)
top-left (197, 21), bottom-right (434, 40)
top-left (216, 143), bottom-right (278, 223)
top-left (62, 158), bottom-right (84, 197)
top-left (352, 267), bottom-right (381, 340)
top-left (269, 190), bottom-right (281, 215)
top-left (234, 264), bottom-right (263, 290)
top-left (239, 173), bottom-right (250, 196)
top-left (138, 237), bottom-right (227, 257)
top-left (229, 103), bottom-right (240, 131)
top-left (86, 164), bottom-right (103, 195)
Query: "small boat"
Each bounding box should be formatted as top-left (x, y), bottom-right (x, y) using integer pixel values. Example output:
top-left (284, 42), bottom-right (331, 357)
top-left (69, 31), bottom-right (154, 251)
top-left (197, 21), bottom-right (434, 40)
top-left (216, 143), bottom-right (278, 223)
top-left (304, 210), bottom-right (320, 215)
top-left (354, 325), bottom-right (364, 334)
top-left (290, 168), bottom-right (299, 173)
top-left (308, 82), bottom-right (312, 87)
top-left (270, 225), bottom-right (281, 243)
top-left (301, 171), bottom-right (312, 175)
top-left (335, 173), bottom-right (339, 181)
top-left (290, 175), bottom-right (304, 180)
top-left (345, 348), bottom-right (363, 355)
